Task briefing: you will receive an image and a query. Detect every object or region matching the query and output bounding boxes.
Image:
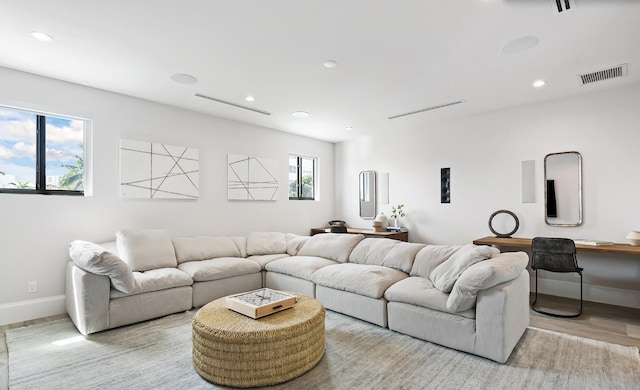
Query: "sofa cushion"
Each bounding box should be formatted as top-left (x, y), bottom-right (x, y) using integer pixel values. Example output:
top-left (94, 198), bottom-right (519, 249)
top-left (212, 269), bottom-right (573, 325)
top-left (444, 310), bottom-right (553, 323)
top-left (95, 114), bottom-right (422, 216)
top-left (447, 251), bottom-right (529, 312)
top-left (68, 240), bottom-right (135, 294)
top-left (312, 263), bottom-right (409, 299)
top-left (285, 233), bottom-right (311, 256)
top-left (265, 256), bottom-right (337, 280)
top-left (349, 238), bottom-right (425, 273)
top-left (297, 233), bottom-right (364, 263)
top-left (429, 244), bottom-right (499, 293)
top-left (247, 232), bottom-right (287, 255)
top-left (116, 229), bottom-right (177, 272)
top-left (410, 245), bottom-right (463, 279)
top-left (384, 276), bottom-right (476, 319)
top-left (178, 257), bottom-right (261, 282)
top-left (172, 236), bottom-right (244, 264)
top-left (248, 253), bottom-right (290, 268)
top-left (110, 268), bottom-right (193, 298)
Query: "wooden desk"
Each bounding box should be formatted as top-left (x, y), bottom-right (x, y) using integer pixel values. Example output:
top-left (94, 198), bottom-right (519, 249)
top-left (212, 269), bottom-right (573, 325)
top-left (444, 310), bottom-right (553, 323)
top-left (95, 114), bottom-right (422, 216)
top-left (473, 236), bottom-right (640, 256)
top-left (310, 227), bottom-right (408, 242)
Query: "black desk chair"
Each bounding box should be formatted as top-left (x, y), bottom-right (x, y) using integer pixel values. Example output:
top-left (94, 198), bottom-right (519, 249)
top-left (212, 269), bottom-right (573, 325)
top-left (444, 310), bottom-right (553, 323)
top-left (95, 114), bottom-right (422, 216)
top-left (531, 237), bottom-right (583, 318)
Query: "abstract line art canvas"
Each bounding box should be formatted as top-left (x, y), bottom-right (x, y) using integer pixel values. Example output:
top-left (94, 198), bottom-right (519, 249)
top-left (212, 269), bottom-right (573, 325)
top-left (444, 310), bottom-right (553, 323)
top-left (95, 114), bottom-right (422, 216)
top-left (228, 154), bottom-right (278, 200)
top-left (120, 139), bottom-right (199, 199)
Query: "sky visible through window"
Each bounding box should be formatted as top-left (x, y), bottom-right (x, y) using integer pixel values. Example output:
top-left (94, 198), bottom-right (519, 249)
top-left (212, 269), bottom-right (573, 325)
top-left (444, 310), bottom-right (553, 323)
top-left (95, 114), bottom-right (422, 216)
top-left (0, 106), bottom-right (84, 190)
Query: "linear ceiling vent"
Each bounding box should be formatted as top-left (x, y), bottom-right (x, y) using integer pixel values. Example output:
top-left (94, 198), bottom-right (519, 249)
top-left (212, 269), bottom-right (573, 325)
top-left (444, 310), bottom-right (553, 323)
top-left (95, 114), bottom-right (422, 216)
top-left (388, 100), bottom-right (464, 120)
top-left (578, 63), bottom-right (627, 86)
top-left (195, 93), bottom-right (272, 115)
top-left (553, 0), bottom-right (576, 14)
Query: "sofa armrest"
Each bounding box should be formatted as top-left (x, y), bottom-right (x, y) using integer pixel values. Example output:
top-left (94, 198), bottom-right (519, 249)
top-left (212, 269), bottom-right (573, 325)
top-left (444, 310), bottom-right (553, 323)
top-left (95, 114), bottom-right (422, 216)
top-left (66, 262), bottom-right (110, 335)
top-left (474, 270), bottom-right (530, 363)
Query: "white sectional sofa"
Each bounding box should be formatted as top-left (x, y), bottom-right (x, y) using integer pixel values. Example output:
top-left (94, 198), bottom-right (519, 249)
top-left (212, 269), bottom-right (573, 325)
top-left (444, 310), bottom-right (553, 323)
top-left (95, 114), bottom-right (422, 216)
top-left (66, 229), bottom-right (530, 363)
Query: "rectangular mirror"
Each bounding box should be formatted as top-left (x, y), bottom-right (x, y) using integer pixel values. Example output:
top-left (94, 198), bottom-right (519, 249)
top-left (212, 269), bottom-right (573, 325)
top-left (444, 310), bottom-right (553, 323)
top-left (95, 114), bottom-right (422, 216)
top-left (359, 170), bottom-right (376, 219)
top-left (544, 151), bottom-right (582, 226)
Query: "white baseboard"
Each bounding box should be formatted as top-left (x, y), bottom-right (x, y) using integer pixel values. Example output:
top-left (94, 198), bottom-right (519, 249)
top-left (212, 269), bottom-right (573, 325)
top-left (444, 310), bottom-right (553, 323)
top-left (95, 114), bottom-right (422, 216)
top-left (0, 295), bottom-right (66, 326)
top-left (530, 277), bottom-right (640, 309)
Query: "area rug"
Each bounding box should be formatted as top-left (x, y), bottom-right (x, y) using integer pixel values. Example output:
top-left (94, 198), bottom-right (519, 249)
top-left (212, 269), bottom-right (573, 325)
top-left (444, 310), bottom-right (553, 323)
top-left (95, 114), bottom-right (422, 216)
top-left (5, 310), bottom-right (640, 389)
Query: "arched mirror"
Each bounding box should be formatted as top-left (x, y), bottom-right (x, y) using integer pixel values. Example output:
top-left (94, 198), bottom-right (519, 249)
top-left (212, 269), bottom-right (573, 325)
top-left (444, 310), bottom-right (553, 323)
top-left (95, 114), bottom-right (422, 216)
top-left (359, 170), bottom-right (376, 219)
top-left (544, 151), bottom-right (582, 226)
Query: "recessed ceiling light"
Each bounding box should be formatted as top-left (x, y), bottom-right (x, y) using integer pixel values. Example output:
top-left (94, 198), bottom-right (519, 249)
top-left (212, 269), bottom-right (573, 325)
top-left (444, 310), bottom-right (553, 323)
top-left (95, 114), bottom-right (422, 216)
top-left (245, 95), bottom-right (255, 102)
top-left (291, 111), bottom-right (309, 118)
top-left (30, 31), bottom-right (53, 42)
top-left (345, 126), bottom-right (353, 131)
top-left (533, 80), bottom-right (546, 88)
top-left (500, 36), bottom-right (539, 55)
top-left (170, 73), bottom-right (198, 85)
top-left (323, 60), bottom-right (338, 68)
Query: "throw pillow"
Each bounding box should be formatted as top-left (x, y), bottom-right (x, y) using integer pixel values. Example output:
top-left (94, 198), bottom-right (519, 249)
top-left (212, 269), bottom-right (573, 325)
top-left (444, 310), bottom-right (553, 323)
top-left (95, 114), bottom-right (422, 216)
top-left (429, 244), bottom-right (499, 293)
top-left (446, 251), bottom-right (529, 312)
top-left (247, 232), bottom-right (287, 255)
top-left (172, 236), bottom-right (243, 263)
top-left (116, 229), bottom-right (177, 272)
top-left (69, 240), bottom-right (135, 293)
top-left (285, 233), bottom-right (311, 256)
top-left (297, 233), bottom-right (365, 263)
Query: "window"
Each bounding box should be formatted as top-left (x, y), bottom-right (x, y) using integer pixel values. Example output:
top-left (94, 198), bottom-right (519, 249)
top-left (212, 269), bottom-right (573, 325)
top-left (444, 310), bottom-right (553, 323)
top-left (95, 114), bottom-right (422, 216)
top-left (289, 154), bottom-right (316, 200)
top-left (0, 105), bottom-right (85, 195)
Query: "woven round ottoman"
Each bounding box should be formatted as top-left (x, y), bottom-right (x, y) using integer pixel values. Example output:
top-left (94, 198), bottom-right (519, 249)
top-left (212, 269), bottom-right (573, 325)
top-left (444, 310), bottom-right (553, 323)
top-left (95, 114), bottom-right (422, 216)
top-left (192, 293), bottom-right (325, 388)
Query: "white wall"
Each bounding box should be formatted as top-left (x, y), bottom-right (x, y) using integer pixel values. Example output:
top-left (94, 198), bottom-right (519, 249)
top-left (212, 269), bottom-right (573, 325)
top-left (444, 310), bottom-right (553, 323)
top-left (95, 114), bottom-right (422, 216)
top-left (336, 83), bottom-right (640, 308)
top-left (0, 67), bottom-right (335, 324)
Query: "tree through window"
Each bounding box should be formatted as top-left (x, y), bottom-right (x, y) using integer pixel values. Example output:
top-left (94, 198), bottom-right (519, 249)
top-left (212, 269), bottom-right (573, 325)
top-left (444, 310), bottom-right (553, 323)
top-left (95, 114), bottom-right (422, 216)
top-left (288, 154), bottom-right (316, 200)
top-left (0, 105), bottom-right (85, 195)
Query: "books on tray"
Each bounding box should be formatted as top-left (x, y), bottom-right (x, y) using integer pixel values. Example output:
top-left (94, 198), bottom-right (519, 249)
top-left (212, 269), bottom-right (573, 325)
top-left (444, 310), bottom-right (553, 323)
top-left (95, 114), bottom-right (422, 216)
top-left (573, 239), bottom-right (614, 246)
top-left (386, 226), bottom-right (402, 232)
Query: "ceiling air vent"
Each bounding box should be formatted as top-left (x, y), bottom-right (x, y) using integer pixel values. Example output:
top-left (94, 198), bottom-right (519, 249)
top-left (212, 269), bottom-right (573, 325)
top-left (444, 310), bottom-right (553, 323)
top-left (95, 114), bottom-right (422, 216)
top-left (578, 64), bottom-right (628, 86)
top-left (388, 100), bottom-right (464, 120)
top-left (195, 93), bottom-right (272, 115)
top-left (553, 0), bottom-right (575, 13)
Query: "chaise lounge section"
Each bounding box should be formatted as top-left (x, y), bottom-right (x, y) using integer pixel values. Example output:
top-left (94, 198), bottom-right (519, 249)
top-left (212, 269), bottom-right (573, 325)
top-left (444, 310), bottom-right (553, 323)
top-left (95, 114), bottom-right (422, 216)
top-left (66, 229), bottom-right (529, 363)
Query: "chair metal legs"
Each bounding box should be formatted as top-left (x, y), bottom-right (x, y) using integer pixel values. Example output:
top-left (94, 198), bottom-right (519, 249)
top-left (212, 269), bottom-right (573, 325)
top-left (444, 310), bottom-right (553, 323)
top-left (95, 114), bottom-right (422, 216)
top-left (531, 269), bottom-right (583, 318)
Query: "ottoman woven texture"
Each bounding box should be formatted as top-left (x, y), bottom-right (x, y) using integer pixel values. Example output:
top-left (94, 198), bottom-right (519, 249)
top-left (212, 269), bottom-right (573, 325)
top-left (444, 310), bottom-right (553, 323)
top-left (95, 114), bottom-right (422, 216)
top-left (192, 293), bottom-right (326, 388)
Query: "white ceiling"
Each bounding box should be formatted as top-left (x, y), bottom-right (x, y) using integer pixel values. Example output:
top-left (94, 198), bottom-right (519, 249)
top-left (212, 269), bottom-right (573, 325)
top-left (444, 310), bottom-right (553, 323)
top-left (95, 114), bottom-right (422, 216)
top-left (1, 0), bottom-right (639, 143)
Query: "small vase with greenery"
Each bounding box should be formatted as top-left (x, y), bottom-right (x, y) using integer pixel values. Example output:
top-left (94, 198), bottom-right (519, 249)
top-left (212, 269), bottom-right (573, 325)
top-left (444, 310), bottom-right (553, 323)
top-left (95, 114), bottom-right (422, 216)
top-left (390, 204), bottom-right (405, 227)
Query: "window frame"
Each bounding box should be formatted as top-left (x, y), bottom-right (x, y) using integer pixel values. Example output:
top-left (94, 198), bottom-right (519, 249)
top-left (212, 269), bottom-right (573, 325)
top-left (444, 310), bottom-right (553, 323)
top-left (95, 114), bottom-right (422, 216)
top-left (289, 154), bottom-right (317, 201)
top-left (0, 106), bottom-right (86, 196)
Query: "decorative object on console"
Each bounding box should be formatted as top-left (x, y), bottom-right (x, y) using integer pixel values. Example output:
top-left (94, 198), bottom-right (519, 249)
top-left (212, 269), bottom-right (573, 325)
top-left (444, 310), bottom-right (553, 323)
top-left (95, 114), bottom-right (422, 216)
top-left (488, 209), bottom-right (520, 238)
top-left (573, 239), bottom-right (614, 246)
top-left (120, 139), bottom-right (199, 199)
top-left (626, 230), bottom-right (640, 246)
top-left (228, 154), bottom-right (278, 200)
top-left (441, 167), bottom-right (451, 203)
top-left (329, 220), bottom-right (347, 232)
top-left (390, 204), bottom-right (405, 228)
top-left (372, 220), bottom-right (384, 232)
top-left (374, 212), bottom-right (388, 229)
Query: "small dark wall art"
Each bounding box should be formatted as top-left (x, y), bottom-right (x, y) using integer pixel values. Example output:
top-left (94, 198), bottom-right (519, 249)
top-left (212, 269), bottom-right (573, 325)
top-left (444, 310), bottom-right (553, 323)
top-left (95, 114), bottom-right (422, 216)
top-left (440, 167), bottom-right (451, 203)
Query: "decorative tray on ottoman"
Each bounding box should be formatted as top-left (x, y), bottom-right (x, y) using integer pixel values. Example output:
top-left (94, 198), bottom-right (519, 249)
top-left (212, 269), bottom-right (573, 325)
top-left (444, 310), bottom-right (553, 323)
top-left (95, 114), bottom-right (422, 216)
top-left (225, 288), bottom-right (298, 319)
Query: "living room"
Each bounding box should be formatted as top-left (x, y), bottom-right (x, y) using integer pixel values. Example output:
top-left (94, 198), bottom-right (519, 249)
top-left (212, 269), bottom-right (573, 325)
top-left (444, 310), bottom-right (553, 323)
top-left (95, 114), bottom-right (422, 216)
top-left (1, 1), bottom-right (639, 388)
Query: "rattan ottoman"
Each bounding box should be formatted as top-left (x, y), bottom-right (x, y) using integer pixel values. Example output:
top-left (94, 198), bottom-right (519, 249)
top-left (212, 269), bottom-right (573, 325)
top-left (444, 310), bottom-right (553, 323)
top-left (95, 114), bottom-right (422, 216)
top-left (192, 293), bottom-right (326, 388)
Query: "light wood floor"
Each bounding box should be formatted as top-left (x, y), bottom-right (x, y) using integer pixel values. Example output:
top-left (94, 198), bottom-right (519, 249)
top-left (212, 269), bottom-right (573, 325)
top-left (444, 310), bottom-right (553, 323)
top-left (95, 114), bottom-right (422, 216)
top-left (529, 293), bottom-right (640, 349)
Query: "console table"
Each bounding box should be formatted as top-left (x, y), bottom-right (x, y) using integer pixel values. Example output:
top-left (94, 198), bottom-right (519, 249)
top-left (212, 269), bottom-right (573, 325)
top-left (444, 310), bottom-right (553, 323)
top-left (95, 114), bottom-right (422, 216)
top-left (473, 236), bottom-right (640, 256)
top-left (310, 227), bottom-right (408, 242)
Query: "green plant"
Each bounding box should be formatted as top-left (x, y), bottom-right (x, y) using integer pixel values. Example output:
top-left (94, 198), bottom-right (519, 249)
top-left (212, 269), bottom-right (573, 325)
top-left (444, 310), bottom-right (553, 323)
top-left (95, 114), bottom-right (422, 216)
top-left (8, 180), bottom-right (33, 189)
top-left (59, 154), bottom-right (84, 190)
top-left (391, 204), bottom-right (405, 219)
